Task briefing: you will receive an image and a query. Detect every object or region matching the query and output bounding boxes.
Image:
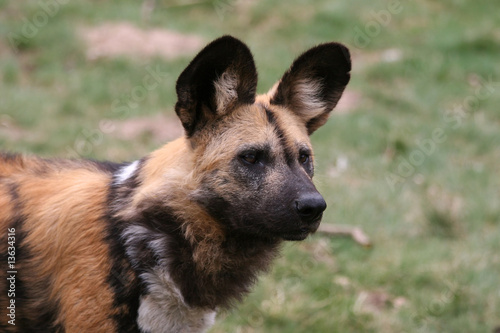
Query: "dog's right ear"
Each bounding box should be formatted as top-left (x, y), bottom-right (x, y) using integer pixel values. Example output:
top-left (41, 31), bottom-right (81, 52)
top-left (269, 42), bottom-right (351, 135)
top-left (175, 36), bottom-right (258, 137)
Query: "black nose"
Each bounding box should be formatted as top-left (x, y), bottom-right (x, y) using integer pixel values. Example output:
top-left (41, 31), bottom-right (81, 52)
top-left (295, 193), bottom-right (327, 223)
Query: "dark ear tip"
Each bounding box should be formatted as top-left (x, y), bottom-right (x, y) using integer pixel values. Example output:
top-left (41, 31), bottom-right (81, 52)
top-left (214, 35), bottom-right (243, 43)
top-left (336, 43), bottom-right (352, 71)
top-left (204, 35), bottom-right (250, 53)
top-left (284, 42), bottom-right (352, 85)
top-left (317, 42), bottom-right (352, 72)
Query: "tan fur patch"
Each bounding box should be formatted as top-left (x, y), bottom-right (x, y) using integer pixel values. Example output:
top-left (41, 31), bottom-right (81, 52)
top-left (22, 173), bottom-right (117, 329)
top-left (0, 157), bottom-right (119, 331)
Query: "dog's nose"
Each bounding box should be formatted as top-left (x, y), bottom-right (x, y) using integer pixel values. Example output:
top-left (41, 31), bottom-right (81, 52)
top-left (295, 193), bottom-right (327, 224)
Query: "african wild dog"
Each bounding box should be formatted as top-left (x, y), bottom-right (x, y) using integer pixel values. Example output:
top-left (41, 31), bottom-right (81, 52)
top-left (0, 36), bottom-right (350, 332)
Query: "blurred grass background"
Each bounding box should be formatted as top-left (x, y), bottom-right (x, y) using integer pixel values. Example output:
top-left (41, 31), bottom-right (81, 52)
top-left (1, 0), bottom-right (499, 332)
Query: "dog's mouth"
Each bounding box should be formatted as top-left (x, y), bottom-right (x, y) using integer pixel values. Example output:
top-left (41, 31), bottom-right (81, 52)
top-left (281, 232), bottom-right (310, 241)
top-left (280, 219), bottom-right (321, 241)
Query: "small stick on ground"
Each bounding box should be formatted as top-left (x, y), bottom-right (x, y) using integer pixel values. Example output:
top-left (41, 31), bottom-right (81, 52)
top-left (317, 224), bottom-right (372, 247)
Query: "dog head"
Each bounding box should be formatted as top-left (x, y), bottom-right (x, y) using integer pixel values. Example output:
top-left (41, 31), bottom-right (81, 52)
top-left (175, 36), bottom-right (351, 241)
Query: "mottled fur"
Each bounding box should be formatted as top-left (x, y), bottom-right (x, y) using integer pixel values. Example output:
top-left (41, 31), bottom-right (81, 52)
top-left (0, 36), bottom-right (350, 332)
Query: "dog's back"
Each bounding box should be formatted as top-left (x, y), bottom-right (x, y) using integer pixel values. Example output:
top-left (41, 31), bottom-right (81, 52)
top-left (0, 153), bottom-right (122, 331)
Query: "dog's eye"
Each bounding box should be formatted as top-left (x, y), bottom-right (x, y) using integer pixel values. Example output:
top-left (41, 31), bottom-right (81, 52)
top-left (299, 153), bottom-right (310, 164)
top-left (241, 153), bottom-right (257, 164)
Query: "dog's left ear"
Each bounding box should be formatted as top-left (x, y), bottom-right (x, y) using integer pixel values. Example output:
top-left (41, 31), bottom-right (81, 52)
top-left (270, 42), bottom-right (351, 135)
top-left (175, 35), bottom-right (258, 137)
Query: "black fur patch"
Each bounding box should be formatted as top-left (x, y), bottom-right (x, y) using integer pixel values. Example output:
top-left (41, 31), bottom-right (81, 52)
top-left (87, 159), bottom-right (124, 175)
top-left (104, 217), bottom-right (143, 333)
top-left (6, 182), bottom-right (19, 202)
top-left (105, 161), bottom-right (148, 332)
top-left (1, 208), bottom-right (65, 332)
top-left (139, 203), bottom-right (280, 309)
top-left (264, 107), bottom-right (296, 165)
top-left (0, 151), bottom-right (19, 163)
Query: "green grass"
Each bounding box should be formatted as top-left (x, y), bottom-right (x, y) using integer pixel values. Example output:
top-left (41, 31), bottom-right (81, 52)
top-left (1, 0), bottom-right (499, 332)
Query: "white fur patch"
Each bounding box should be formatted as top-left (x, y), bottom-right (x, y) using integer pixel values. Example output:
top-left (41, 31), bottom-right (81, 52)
top-left (122, 226), bottom-right (217, 332)
top-left (122, 225), bottom-right (169, 268)
top-left (214, 71), bottom-right (238, 113)
top-left (114, 160), bottom-right (139, 184)
top-left (293, 78), bottom-right (326, 118)
top-left (137, 269), bottom-right (216, 333)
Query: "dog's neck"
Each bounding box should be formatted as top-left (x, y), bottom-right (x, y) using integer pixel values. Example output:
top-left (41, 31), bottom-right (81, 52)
top-left (109, 154), bottom-right (281, 310)
top-left (128, 201), bottom-right (281, 309)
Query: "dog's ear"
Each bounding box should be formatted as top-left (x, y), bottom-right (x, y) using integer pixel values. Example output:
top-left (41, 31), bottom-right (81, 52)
top-left (175, 35), bottom-right (258, 137)
top-left (270, 42), bottom-right (351, 135)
